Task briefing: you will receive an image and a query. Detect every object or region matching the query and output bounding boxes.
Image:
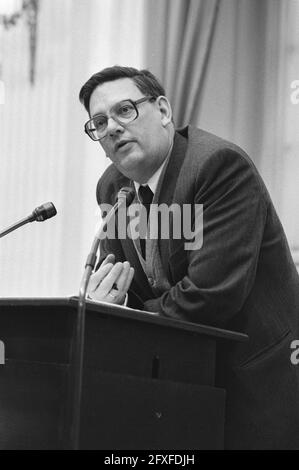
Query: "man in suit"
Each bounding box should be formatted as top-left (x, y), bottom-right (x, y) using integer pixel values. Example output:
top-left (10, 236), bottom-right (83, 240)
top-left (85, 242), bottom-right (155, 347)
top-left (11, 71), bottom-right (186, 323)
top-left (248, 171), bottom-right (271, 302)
top-left (79, 65), bottom-right (299, 449)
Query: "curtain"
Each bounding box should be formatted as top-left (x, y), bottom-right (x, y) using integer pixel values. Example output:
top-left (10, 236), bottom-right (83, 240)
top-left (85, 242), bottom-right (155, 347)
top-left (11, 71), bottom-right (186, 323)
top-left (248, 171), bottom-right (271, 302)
top-left (265, 1), bottom-right (299, 263)
top-left (0, 0), bottom-right (146, 297)
top-left (144, 0), bottom-right (221, 127)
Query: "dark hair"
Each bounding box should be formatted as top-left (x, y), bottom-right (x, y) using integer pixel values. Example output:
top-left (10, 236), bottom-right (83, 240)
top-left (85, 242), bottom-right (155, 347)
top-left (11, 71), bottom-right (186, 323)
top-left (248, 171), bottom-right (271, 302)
top-left (79, 65), bottom-right (166, 114)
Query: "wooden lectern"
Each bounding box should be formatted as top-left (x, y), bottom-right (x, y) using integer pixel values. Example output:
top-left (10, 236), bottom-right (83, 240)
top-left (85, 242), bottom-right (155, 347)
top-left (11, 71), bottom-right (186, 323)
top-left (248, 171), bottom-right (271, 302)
top-left (0, 297), bottom-right (247, 449)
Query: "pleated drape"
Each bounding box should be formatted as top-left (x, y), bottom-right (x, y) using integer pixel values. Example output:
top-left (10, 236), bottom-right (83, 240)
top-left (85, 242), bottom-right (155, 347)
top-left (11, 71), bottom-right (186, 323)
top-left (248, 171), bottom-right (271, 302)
top-left (144, 0), bottom-right (221, 127)
top-left (0, 0), bottom-right (145, 296)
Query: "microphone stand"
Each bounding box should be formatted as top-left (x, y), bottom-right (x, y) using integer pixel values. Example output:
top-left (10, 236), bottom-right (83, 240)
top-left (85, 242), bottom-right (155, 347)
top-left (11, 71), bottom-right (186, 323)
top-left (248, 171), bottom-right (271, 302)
top-left (0, 216), bottom-right (35, 238)
top-left (70, 189), bottom-right (134, 450)
top-left (69, 222), bottom-right (104, 450)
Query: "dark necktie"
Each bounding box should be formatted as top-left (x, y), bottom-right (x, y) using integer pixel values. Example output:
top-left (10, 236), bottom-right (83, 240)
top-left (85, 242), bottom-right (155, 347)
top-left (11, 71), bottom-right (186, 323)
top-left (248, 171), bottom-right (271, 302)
top-left (138, 185), bottom-right (153, 258)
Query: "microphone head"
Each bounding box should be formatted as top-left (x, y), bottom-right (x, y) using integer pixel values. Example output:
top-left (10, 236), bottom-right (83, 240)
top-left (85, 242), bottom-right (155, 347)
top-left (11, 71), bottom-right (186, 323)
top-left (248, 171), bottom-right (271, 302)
top-left (32, 202), bottom-right (57, 222)
top-left (116, 187), bottom-right (135, 206)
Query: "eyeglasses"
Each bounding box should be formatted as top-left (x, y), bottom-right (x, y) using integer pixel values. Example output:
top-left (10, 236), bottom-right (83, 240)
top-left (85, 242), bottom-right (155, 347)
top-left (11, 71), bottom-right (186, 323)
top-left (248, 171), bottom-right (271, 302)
top-left (84, 96), bottom-right (155, 141)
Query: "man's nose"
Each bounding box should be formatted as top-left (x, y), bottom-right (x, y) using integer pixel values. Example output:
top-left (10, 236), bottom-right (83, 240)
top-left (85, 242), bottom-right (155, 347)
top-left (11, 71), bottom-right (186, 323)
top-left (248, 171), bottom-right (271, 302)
top-left (107, 116), bottom-right (124, 136)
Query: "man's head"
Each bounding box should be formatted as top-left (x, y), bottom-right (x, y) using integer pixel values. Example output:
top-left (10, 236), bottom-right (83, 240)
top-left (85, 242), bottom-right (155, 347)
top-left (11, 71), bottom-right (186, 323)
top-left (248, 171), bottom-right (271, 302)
top-left (79, 66), bottom-right (174, 183)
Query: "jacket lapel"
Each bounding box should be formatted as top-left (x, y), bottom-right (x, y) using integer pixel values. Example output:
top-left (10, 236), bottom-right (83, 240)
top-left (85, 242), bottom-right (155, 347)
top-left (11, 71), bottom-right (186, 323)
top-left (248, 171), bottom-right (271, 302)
top-left (156, 130), bottom-right (189, 277)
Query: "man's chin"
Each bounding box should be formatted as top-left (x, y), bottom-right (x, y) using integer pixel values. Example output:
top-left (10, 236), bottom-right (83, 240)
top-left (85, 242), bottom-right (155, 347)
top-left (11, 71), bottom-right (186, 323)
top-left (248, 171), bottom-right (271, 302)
top-left (115, 153), bottom-right (146, 179)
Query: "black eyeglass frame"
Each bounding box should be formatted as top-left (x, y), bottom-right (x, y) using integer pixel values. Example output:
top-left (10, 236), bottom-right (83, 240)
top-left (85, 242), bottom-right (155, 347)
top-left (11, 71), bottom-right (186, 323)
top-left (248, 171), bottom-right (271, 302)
top-left (84, 96), bottom-right (155, 141)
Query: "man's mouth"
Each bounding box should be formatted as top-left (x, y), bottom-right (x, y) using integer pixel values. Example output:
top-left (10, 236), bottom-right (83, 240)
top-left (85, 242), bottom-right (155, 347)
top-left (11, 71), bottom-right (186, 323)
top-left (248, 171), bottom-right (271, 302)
top-left (115, 140), bottom-right (135, 151)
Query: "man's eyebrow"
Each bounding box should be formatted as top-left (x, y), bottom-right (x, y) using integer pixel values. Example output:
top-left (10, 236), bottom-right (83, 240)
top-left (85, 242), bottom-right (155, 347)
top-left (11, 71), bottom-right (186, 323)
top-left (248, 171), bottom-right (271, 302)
top-left (90, 99), bottom-right (132, 118)
top-left (91, 111), bottom-right (106, 118)
top-left (90, 107), bottom-right (106, 118)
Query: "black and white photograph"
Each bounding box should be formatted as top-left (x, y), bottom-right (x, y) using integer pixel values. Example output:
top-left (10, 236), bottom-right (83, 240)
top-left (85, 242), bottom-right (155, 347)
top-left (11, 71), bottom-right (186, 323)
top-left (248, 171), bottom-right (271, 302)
top-left (0, 0), bottom-right (299, 452)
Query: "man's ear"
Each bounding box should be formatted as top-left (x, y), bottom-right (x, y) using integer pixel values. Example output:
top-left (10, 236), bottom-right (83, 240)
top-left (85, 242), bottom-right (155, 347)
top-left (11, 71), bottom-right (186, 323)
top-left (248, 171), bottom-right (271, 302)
top-left (156, 96), bottom-right (172, 127)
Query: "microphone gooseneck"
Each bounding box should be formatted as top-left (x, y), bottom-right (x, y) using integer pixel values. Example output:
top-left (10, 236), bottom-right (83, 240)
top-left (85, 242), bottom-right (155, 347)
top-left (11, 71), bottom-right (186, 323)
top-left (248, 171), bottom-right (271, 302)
top-left (71, 187), bottom-right (135, 449)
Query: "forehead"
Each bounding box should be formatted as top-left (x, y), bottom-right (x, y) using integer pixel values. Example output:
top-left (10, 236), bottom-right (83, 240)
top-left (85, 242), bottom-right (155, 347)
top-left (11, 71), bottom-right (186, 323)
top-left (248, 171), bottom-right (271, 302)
top-left (89, 77), bottom-right (144, 116)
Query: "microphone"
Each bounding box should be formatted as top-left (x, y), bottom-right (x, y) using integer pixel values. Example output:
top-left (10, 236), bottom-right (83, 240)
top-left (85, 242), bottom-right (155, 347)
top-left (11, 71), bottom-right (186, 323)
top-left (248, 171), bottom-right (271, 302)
top-left (114, 186), bottom-right (135, 207)
top-left (85, 187), bottom-right (135, 270)
top-left (0, 202), bottom-right (57, 238)
top-left (71, 187), bottom-right (135, 449)
top-left (30, 202), bottom-right (57, 222)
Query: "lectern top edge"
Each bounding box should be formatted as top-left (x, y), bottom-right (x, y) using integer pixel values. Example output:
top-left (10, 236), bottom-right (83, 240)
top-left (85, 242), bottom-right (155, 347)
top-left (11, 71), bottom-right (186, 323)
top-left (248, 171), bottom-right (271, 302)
top-left (0, 296), bottom-right (248, 343)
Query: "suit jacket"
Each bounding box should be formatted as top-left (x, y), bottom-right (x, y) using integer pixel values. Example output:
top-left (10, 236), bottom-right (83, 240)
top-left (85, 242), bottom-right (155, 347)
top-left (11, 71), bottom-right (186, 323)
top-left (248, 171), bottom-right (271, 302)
top-left (96, 125), bottom-right (299, 449)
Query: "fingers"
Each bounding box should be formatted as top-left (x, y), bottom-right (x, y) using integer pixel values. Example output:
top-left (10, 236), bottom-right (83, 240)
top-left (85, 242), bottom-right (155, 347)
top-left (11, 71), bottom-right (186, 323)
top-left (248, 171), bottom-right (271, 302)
top-left (123, 266), bottom-right (134, 293)
top-left (88, 262), bottom-right (114, 291)
top-left (101, 253), bottom-right (115, 266)
top-left (88, 258), bottom-right (135, 305)
top-left (88, 254), bottom-right (116, 291)
top-left (115, 261), bottom-right (131, 291)
top-left (105, 263), bottom-right (135, 304)
top-left (98, 262), bottom-right (124, 295)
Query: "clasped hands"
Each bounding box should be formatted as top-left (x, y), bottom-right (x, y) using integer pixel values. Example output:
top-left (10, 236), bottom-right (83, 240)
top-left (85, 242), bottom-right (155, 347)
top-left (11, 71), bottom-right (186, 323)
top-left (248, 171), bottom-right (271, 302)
top-left (87, 253), bottom-right (134, 305)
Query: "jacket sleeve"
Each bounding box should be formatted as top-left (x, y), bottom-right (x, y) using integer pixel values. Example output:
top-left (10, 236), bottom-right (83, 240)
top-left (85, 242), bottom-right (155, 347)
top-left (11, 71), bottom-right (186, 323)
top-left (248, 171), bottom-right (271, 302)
top-left (143, 148), bottom-right (268, 328)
